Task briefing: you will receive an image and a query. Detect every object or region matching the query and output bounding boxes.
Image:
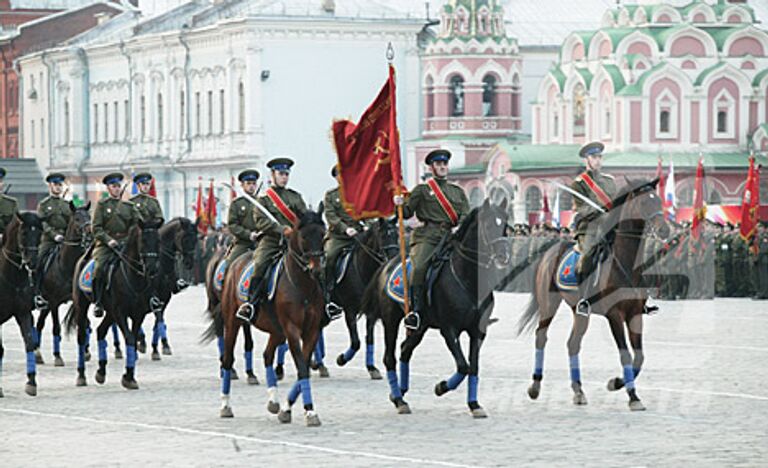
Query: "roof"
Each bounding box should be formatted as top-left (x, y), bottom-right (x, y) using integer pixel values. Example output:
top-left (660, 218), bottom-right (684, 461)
top-left (616, 61), bottom-right (666, 96)
top-left (0, 159), bottom-right (47, 195)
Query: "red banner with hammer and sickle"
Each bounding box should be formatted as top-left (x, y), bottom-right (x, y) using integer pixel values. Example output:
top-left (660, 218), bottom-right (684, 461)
top-left (332, 64), bottom-right (404, 220)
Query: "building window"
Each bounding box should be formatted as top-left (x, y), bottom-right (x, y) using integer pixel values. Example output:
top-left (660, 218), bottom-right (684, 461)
top-left (40, 118), bottom-right (45, 147)
top-left (655, 89), bottom-right (678, 139)
top-left (425, 76), bottom-right (435, 119)
top-left (238, 82), bottom-right (245, 132)
top-left (717, 110), bottom-right (727, 133)
top-left (525, 186), bottom-right (542, 213)
top-left (180, 91), bottom-right (186, 137)
top-left (219, 89), bottom-right (225, 134)
top-left (124, 99), bottom-right (130, 140)
top-left (93, 103), bottom-right (99, 142)
top-left (604, 109), bottom-right (612, 137)
top-left (712, 89), bottom-right (735, 139)
top-left (103, 103), bottom-right (108, 143)
top-left (31, 120), bottom-right (35, 148)
top-left (450, 75), bottom-right (465, 117)
top-left (573, 83), bottom-right (586, 137)
top-left (553, 113), bottom-right (559, 138)
top-left (511, 75), bottom-right (521, 119)
top-left (659, 110), bottom-right (670, 133)
top-left (195, 91), bottom-right (201, 136)
top-left (64, 99), bottom-right (70, 144)
top-left (207, 90), bottom-right (213, 135)
top-left (157, 92), bottom-right (164, 139)
top-left (113, 101), bottom-right (119, 142)
top-left (140, 95), bottom-right (146, 139)
top-left (482, 75), bottom-right (496, 117)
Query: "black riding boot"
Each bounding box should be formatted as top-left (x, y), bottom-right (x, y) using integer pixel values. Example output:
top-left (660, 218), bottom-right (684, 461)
top-left (404, 286), bottom-right (424, 330)
top-left (323, 279), bottom-right (343, 320)
top-left (576, 249), bottom-right (596, 316)
top-left (93, 273), bottom-right (105, 318)
top-left (236, 274), bottom-right (266, 322)
top-left (33, 269), bottom-right (48, 310)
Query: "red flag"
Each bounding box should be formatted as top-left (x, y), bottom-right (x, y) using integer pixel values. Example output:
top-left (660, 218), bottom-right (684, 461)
top-left (539, 192), bottom-right (551, 224)
top-left (195, 177), bottom-right (207, 235)
top-left (148, 177), bottom-right (157, 197)
top-left (230, 175), bottom-right (237, 201)
top-left (655, 156), bottom-right (667, 217)
top-left (740, 156), bottom-right (760, 251)
top-left (691, 157), bottom-right (706, 244)
top-left (206, 179), bottom-right (217, 230)
top-left (332, 64), bottom-right (404, 219)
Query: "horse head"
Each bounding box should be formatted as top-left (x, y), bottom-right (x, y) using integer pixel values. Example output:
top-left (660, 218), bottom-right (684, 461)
top-left (67, 201), bottom-right (93, 248)
top-left (374, 217), bottom-right (400, 260)
top-left (291, 209), bottom-right (326, 276)
top-left (177, 217), bottom-right (198, 270)
top-left (618, 177), bottom-right (670, 239)
top-left (13, 212), bottom-right (43, 268)
top-left (138, 217), bottom-right (163, 277)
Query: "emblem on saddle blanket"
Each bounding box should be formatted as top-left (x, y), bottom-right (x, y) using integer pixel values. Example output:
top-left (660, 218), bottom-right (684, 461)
top-left (236, 259), bottom-right (283, 303)
top-left (78, 259), bottom-right (96, 293)
top-left (555, 248), bottom-right (580, 291)
top-left (213, 259), bottom-right (229, 292)
top-left (386, 259), bottom-right (413, 304)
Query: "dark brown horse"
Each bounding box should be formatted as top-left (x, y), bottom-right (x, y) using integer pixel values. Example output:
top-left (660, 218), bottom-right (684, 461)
top-left (34, 201), bottom-right (92, 366)
top-left (517, 178), bottom-right (668, 411)
top-left (213, 210), bottom-right (327, 426)
top-left (0, 212), bottom-right (43, 397)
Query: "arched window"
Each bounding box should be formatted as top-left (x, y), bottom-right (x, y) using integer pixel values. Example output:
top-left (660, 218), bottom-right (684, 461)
top-left (482, 75), bottom-right (496, 117)
top-left (559, 191), bottom-right (573, 211)
top-left (717, 110), bottom-right (727, 133)
top-left (511, 75), bottom-right (521, 119)
top-left (450, 75), bottom-right (465, 117)
top-left (553, 112), bottom-right (559, 138)
top-left (707, 188), bottom-right (722, 205)
top-left (238, 81), bottom-right (245, 132)
top-left (180, 91), bottom-right (186, 137)
top-left (157, 92), bottom-right (163, 139)
top-left (64, 99), bottom-right (70, 145)
top-left (760, 178), bottom-right (768, 203)
top-left (659, 110), bottom-right (671, 133)
top-left (573, 83), bottom-right (586, 137)
top-left (425, 76), bottom-right (435, 119)
top-left (140, 94), bottom-right (146, 138)
top-left (525, 186), bottom-right (542, 213)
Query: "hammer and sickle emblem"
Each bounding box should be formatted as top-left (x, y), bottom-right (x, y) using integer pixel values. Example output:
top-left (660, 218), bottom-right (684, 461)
top-left (373, 131), bottom-right (391, 172)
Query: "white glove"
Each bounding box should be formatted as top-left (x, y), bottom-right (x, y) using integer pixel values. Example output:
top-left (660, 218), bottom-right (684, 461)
top-left (108, 239), bottom-right (119, 248)
top-left (54, 234), bottom-right (65, 243)
top-left (345, 227), bottom-right (358, 237)
top-left (249, 231), bottom-right (259, 241)
top-left (393, 195), bottom-right (404, 206)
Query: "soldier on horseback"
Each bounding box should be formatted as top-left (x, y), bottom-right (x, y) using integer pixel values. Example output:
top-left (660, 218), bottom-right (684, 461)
top-left (225, 169), bottom-right (261, 263)
top-left (571, 142), bottom-right (616, 316)
top-left (393, 149), bottom-right (469, 330)
top-left (322, 164), bottom-right (360, 317)
top-left (34, 173), bottom-right (70, 310)
top-left (236, 158), bottom-right (314, 321)
top-left (0, 168), bottom-right (19, 244)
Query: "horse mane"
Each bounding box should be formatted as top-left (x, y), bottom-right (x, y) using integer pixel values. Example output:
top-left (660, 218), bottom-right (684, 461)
top-left (599, 177), bottom-right (659, 235)
top-left (297, 210), bottom-right (324, 229)
top-left (452, 207), bottom-right (479, 241)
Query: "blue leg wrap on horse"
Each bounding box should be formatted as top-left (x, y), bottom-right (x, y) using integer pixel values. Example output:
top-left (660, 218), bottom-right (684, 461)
top-left (217, 336), bottom-right (224, 357)
top-left (53, 335), bottom-right (61, 354)
top-left (468, 375), bottom-right (479, 403)
top-left (365, 344), bottom-right (374, 367)
top-left (569, 355), bottom-right (581, 383)
top-left (318, 332), bottom-right (326, 358)
top-left (265, 366), bottom-right (277, 388)
top-left (160, 321), bottom-right (167, 340)
top-left (300, 378), bottom-right (312, 407)
top-left (244, 351), bottom-right (253, 372)
top-left (399, 362), bottom-right (410, 393)
top-left (111, 324), bottom-right (120, 344)
top-left (623, 365), bottom-right (636, 390)
top-left (314, 341), bottom-right (324, 366)
top-left (221, 369), bottom-right (231, 395)
top-left (86, 327), bottom-right (92, 345)
top-left (534, 348), bottom-right (545, 377)
top-left (446, 372), bottom-right (466, 391)
top-left (288, 380), bottom-right (302, 405)
top-left (126, 345), bottom-right (136, 369)
top-left (277, 343), bottom-right (287, 365)
top-left (138, 327), bottom-right (145, 339)
top-left (634, 367), bottom-right (641, 378)
top-left (387, 370), bottom-right (402, 399)
top-left (32, 328), bottom-right (40, 348)
top-left (98, 340), bottom-right (108, 362)
top-left (152, 324), bottom-right (160, 346)
top-left (26, 351), bottom-right (35, 374)
top-left (342, 347), bottom-right (356, 363)
top-left (78, 345), bottom-right (86, 369)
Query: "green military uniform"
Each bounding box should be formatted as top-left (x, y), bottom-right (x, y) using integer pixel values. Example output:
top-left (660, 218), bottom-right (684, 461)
top-left (37, 195), bottom-right (71, 255)
top-left (571, 169), bottom-right (617, 254)
top-left (323, 186), bottom-right (360, 281)
top-left (731, 233), bottom-right (753, 297)
top-left (225, 169), bottom-right (261, 263)
top-left (756, 227), bottom-right (768, 299)
top-left (130, 194), bottom-right (163, 224)
top-left (0, 193), bottom-right (19, 238)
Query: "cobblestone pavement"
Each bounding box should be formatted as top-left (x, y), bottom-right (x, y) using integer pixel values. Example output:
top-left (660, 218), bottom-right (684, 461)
top-left (1, 287), bottom-right (766, 466)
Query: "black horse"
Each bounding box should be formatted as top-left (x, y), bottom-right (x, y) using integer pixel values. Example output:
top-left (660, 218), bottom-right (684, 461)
top-left (34, 202), bottom-right (92, 366)
top-left (0, 212), bottom-right (43, 397)
top-left (362, 199), bottom-right (511, 417)
top-left (333, 217), bottom-right (399, 379)
top-left (65, 218), bottom-right (163, 390)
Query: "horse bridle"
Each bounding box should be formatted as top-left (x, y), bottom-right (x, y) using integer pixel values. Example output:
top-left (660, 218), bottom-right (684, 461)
top-left (352, 222), bottom-right (399, 265)
top-left (63, 215), bottom-right (92, 250)
top-left (453, 211), bottom-right (510, 270)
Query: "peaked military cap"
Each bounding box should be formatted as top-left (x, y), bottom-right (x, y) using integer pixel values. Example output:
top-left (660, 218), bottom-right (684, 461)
top-left (238, 169), bottom-right (260, 182)
top-left (267, 158), bottom-right (294, 172)
top-left (102, 172), bottom-right (124, 185)
top-left (579, 141), bottom-right (605, 158)
top-left (133, 172), bottom-right (152, 184)
top-left (425, 149), bottom-right (452, 165)
top-left (331, 165), bottom-right (339, 177)
top-left (46, 172), bottom-right (66, 183)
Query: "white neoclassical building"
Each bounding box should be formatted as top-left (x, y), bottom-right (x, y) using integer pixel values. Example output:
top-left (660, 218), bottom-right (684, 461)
top-left (19, 0), bottom-right (426, 216)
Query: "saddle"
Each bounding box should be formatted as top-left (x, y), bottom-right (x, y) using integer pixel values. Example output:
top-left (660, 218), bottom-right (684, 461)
top-left (236, 257), bottom-right (284, 303)
top-left (334, 249), bottom-right (353, 285)
top-left (556, 240), bottom-right (611, 292)
top-left (78, 255), bottom-right (119, 295)
top-left (38, 245), bottom-right (60, 277)
top-left (213, 259), bottom-right (229, 292)
top-left (385, 238), bottom-right (452, 306)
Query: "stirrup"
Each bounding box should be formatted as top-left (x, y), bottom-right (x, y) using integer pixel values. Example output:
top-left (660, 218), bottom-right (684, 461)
top-left (176, 278), bottom-right (190, 291)
top-left (236, 303), bottom-right (255, 322)
top-left (325, 302), bottom-right (343, 320)
top-left (93, 304), bottom-right (105, 318)
top-left (403, 312), bottom-right (420, 330)
top-left (149, 296), bottom-right (164, 313)
top-left (643, 304), bottom-right (659, 315)
top-left (576, 299), bottom-right (591, 317)
top-left (34, 295), bottom-right (48, 309)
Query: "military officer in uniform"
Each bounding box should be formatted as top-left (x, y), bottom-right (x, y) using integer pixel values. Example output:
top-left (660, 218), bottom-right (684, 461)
top-left (35, 172), bottom-right (72, 308)
top-left (226, 169), bottom-right (261, 263)
top-left (91, 173), bottom-right (140, 315)
top-left (570, 142), bottom-right (617, 316)
top-left (322, 164), bottom-right (357, 317)
top-left (0, 167), bottom-right (19, 244)
top-left (130, 173), bottom-right (163, 224)
top-left (237, 158), bottom-right (307, 321)
top-left (756, 222), bottom-right (768, 299)
top-left (393, 149), bottom-right (470, 330)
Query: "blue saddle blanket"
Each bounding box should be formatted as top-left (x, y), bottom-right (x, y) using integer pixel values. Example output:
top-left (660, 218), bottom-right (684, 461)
top-left (237, 258), bottom-right (283, 303)
top-left (78, 259), bottom-right (96, 294)
top-left (335, 251), bottom-right (352, 284)
top-left (556, 248), bottom-right (580, 291)
top-left (385, 259), bottom-right (413, 305)
top-left (214, 259), bottom-right (228, 292)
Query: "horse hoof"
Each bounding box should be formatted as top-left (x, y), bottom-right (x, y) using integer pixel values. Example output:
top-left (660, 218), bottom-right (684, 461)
top-left (275, 365), bottom-right (284, 381)
top-left (367, 366), bottom-right (382, 380)
top-left (84, 351), bottom-right (91, 362)
top-left (231, 369), bottom-right (239, 381)
top-left (527, 383), bottom-right (541, 400)
top-left (573, 392), bottom-right (588, 406)
top-left (121, 376), bottom-right (139, 390)
top-left (247, 373), bottom-right (260, 385)
top-left (151, 351), bottom-right (161, 361)
top-left (220, 406), bottom-right (234, 418)
top-left (470, 407), bottom-right (488, 419)
top-left (336, 354), bottom-right (347, 367)
top-left (162, 346), bottom-right (173, 356)
top-left (25, 383), bottom-right (37, 397)
top-left (629, 399), bottom-right (646, 411)
top-left (278, 410), bottom-right (292, 424)
top-left (95, 371), bottom-right (106, 385)
top-left (137, 343), bottom-right (146, 354)
top-left (607, 377), bottom-right (625, 392)
top-left (54, 356), bottom-right (65, 367)
top-left (114, 349), bottom-right (123, 360)
top-left (434, 380), bottom-right (449, 397)
top-left (309, 360), bottom-right (319, 371)
top-left (396, 402), bottom-right (411, 415)
top-left (305, 411), bottom-right (321, 427)
top-left (318, 365), bottom-right (330, 378)
top-left (76, 376), bottom-right (87, 387)
top-left (267, 400), bottom-right (280, 414)
top-left (35, 349), bottom-right (45, 365)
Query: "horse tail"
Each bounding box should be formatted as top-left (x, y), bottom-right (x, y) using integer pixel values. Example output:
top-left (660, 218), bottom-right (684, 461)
top-left (516, 240), bottom-right (570, 337)
top-left (359, 261), bottom-right (389, 323)
top-left (200, 303), bottom-right (220, 345)
top-left (516, 293), bottom-right (540, 337)
top-left (63, 303), bottom-right (77, 336)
